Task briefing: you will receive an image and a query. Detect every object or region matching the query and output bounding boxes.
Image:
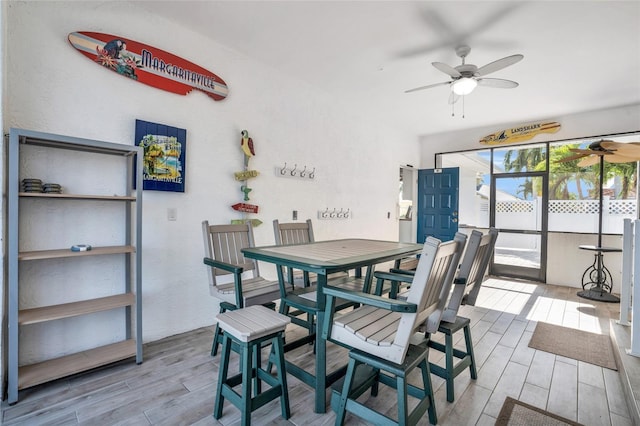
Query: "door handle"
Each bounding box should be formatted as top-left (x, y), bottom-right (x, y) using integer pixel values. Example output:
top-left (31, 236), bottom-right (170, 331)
top-left (452, 218), bottom-right (458, 223)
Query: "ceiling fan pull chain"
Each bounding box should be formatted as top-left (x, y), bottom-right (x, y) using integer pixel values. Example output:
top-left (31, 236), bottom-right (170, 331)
top-left (462, 95), bottom-right (466, 119)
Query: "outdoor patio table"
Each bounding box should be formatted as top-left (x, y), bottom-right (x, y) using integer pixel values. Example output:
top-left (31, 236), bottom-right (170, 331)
top-left (242, 238), bottom-right (423, 413)
top-left (577, 245), bottom-right (622, 302)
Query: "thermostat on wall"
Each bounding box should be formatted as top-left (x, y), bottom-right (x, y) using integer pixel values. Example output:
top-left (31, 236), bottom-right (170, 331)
top-left (70, 244), bottom-right (92, 252)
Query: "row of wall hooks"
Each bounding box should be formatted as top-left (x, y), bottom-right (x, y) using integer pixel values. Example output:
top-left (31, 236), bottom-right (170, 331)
top-left (275, 163), bottom-right (316, 180)
top-left (318, 207), bottom-right (351, 220)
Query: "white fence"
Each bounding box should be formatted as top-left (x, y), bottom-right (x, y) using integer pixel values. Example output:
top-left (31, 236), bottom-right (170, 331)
top-left (494, 198), bottom-right (637, 250)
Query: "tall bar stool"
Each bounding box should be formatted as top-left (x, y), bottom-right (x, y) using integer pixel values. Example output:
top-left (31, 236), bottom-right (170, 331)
top-left (214, 305), bottom-right (291, 426)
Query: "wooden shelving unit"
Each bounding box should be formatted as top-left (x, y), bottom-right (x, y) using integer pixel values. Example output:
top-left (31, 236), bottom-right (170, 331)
top-left (7, 128), bottom-right (143, 404)
top-left (18, 293), bottom-right (135, 325)
top-left (18, 245), bottom-right (135, 261)
top-left (18, 340), bottom-right (136, 389)
top-left (19, 192), bottom-right (136, 201)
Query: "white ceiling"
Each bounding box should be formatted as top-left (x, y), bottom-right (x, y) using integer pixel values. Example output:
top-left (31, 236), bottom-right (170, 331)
top-left (136, 1), bottom-right (640, 137)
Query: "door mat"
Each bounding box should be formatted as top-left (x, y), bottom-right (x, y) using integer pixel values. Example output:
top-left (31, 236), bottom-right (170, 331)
top-left (496, 397), bottom-right (583, 426)
top-left (528, 321), bottom-right (617, 370)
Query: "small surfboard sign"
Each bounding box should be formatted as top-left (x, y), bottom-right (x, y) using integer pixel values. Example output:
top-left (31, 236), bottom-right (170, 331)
top-left (231, 203), bottom-right (259, 214)
top-left (234, 170), bottom-right (259, 181)
top-left (68, 31), bottom-right (228, 101)
top-left (480, 121), bottom-right (561, 145)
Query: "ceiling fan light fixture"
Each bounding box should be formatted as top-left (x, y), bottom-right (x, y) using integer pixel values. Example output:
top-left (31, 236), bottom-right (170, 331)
top-left (452, 77), bottom-right (477, 95)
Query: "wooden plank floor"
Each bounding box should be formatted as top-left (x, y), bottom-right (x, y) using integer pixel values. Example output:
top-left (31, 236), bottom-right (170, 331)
top-left (2, 278), bottom-right (632, 425)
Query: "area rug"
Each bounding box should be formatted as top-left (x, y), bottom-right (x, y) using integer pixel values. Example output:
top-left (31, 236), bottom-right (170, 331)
top-left (528, 322), bottom-right (617, 370)
top-left (496, 397), bottom-right (583, 426)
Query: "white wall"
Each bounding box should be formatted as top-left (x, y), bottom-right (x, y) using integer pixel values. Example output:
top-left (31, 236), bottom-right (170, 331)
top-left (420, 104), bottom-right (640, 288)
top-left (1, 1), bottom-right (418, 365)
top-left (420, 103), bottom-right (640, 168)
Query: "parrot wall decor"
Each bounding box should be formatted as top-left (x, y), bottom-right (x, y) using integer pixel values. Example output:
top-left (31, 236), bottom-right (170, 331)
top-left (231, 129), bottom-right (261, 226)
top-left (241, 130), bottom-right (255, 168)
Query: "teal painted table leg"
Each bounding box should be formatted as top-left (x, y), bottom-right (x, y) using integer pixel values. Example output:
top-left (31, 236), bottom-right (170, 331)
top-left (315, 273), bottom-right (328, 413)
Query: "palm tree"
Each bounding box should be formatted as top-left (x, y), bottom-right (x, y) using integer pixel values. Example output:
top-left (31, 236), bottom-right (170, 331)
top-left (516, 179), bottom-right (534, 200)
top-left (503, 146), bottom-right (545, 173)
top-left (503, 146), bottom-right (546, 199)
top-left (541, 144), bottom-right (591, 200)
top-left (607, 162), bottom-right (637, 199)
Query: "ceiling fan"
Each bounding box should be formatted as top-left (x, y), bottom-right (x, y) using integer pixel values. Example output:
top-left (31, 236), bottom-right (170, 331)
top-left (556, 140), bottom-right (640, 167)
top-left (405, 45), bottom-right (523, 105)
top-left (556, 139), bottom-right (640, 253)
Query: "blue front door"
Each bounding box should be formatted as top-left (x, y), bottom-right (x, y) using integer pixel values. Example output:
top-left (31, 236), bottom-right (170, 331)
top-left (417, 168), bottom-right (459, 242)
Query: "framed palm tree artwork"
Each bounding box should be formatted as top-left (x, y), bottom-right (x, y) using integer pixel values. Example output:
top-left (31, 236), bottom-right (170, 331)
top-left (135, 119), bottom-right (186, 192)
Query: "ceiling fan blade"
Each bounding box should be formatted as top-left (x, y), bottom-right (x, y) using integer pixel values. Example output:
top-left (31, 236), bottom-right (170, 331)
top-left (569, 148), bottom-right (597, 154)
top-left (600, 141), bottom-right (640, 156)
top-left (432, 62), bottom-right (462, 78)
top-left (476, 54), bottom-right (524, 76)
top-left (604, 154), bottom-right (640, 163)
top-left (578, 155), bottom-right (602, 168)
top-left (555, 153), bottom-right (589, 163)
top-left (394, 4), bottom-right (520, 58)
top-left (477, 78), bottom-right (519, 89)
top-left (448, 92), bottom-right (460, 104)
top-left (404, 81), bottom-right (451, 93)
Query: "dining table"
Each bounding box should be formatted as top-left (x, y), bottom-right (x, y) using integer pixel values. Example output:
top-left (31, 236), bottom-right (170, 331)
top-left (242, 238), bottom-right (423, 413)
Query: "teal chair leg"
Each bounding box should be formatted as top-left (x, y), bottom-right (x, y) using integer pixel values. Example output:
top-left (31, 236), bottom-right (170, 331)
top-left (273, 333), bottom-right (291, 420)
top-left (213, 334), bottom-right (232, 419)
top-left (445, 332), bottom-right (454, 402)
top-left (211, 322), bottom-right (222, 356)
top-left (213, 330), bottom-right (290, 425)
top-left (253, 343), bottom-right (261, 397)
top-left (419, 358), bottom-right (438, 425)
top-left (335, 358), bottom-right (359, 426)
top-left (397, 375), bottom-right (408, 425)
top-left (241, 341), bottom-right (252, 426)
top-left (428, 316), bottom-right (477, 403)
top-left (464, 323), bottom-right (478, 379)
top-left (333, 343), bottom-right (437, 426)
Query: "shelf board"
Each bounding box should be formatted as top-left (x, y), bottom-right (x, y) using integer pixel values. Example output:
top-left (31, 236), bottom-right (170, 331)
top-left (19, 192), bottom-right (136, 201)
top-left (19, 293), bottom-right (135, 325)
top-left (19, 245), bottom-right (135, 261)
top-left (18, 340), bottom-right (137, 390)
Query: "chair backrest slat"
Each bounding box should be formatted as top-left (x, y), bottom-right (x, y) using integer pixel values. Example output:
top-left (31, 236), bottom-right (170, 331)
top-left (273, 219), bottom-right (314, 245)
top-left (202, 221), bottom-right (259, 287)
top-left (395, 233), bottom-right (467, 351)
top-left (463, 228), bottom-right (498, 306)
top-left (441, 228), bottom-right (498, 323)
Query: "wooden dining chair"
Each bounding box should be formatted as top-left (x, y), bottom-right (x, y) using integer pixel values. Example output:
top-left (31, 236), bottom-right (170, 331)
top-left (374, 229), bottom-right (499, 402)
top-left (272, 219), bottom-right (358, 337)
top-left (323, 233), bottom-right (467, 426)
top-left (202, 221), bottom-right (281, 356)
top-left (429, 228), bottom-right (498, 402)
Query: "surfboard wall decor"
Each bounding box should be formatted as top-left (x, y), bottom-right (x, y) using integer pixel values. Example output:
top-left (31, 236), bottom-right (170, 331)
top-left (479, 121), bottom-right (561, 145)
top-left (68, 31), bottom-right (228, 101)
